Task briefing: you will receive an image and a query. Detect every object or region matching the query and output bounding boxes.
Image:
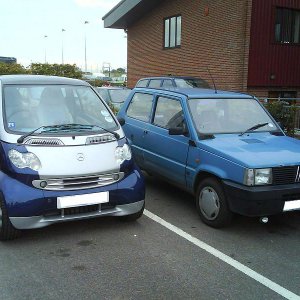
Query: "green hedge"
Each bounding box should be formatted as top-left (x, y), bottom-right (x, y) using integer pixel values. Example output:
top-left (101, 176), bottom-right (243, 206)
top-left (0, 62), bottom-right (82, 79)
top-left (265, 101), bottom-right (297, 137)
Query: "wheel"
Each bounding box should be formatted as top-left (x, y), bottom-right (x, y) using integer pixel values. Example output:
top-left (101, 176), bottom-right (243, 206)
top-left (196, 178), bottom-right (233, 228)
top-left (0, 197), bottom-right (21, 241)
top-left (119, 202), bottom-right (145, 222)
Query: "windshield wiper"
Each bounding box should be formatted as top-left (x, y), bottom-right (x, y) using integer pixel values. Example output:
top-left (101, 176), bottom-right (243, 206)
top-left (17, 126), bottom-right (49, 144)
top-left (44, 124), bottom-right (120, 140)
top-left (17, 123), bottom-right (120, 144)
top-left (239, 122), bottom-right (269, 136)
top-left (41, 123), bottom-right (94, 133)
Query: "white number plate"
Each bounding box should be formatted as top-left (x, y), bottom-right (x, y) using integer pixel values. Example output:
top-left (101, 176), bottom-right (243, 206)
top-left (283, 200), bottom-right (300, 212)
top-left (57, 192), bottom-right (109, 209)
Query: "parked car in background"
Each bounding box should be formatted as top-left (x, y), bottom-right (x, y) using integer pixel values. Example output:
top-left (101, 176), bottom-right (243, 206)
top-left (135, 76), bottom-right (210, 89)
top-left (0, 75), bottom-right (145, 240)
top-left (96, 86), bottom-right (132, 111)
top-left (118, 87), bottom-right (300, 228)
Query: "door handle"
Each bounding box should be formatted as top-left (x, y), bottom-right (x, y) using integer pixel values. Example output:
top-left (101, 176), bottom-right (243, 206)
top-left (143, 130), bottom-right (148, 134)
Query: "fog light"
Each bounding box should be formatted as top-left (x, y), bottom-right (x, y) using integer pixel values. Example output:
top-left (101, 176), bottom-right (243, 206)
top-left (40, 181), bottom-right (47, 188)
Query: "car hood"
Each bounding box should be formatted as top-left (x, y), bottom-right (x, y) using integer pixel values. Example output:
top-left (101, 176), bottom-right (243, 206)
top-left (199, 133), bottom-right (300, 168)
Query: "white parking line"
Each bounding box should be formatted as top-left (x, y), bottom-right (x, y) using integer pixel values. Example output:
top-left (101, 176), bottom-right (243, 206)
top-left (144, 209), bottom-right (300, 300)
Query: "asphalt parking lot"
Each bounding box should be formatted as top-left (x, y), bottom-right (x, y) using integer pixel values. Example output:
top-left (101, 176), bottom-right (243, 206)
top-left (0, 174), bottom-right (299, 300)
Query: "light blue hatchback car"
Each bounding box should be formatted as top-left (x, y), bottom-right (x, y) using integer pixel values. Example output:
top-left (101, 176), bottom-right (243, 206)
top-left (118, 87), bottom-right (300, 227)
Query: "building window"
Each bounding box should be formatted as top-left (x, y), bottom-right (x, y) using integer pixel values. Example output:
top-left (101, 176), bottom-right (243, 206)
top-left (164, 15), bottom-right (181, 49)
top-left (275, 7), bottom-right (300, 44)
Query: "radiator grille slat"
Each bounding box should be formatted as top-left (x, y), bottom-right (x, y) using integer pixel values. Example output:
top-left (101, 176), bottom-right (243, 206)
top-left (272, 166), bottom-right (298, 185)
top-left (32, 172), bottom-right (124, 191)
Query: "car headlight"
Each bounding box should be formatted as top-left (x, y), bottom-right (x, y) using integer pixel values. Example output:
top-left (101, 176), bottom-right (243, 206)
top-left (244, 168), bottom-right (272, 186)
top-left (115, 144), bottom-right (132, 164)
top-left (8, 149), bottom-right (41, 171)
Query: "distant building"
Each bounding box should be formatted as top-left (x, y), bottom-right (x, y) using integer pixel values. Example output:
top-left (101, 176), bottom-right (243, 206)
top-left (0, 57), bottom-right (17, 64)
top-left (103, 0), bottom-right (300, 99)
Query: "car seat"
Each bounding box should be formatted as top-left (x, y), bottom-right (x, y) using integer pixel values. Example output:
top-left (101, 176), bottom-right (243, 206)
top-left (38, 87), bottom-right (73, 126)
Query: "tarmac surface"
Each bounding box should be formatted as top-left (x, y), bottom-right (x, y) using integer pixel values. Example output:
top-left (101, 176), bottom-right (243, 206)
top-left (0, 174), bottom-right (299, 300)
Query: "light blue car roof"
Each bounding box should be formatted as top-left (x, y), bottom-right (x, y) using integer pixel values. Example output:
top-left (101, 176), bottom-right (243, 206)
top-left (135, 87), bottom-right (254, 99)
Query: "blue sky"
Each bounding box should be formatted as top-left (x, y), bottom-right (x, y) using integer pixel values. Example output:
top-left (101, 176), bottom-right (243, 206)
top-left (0, 0), bottom-right (126, 71)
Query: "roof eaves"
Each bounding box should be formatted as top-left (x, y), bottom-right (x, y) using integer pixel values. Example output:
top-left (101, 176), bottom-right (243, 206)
top-left (102, 0), bottom-right (142, 29)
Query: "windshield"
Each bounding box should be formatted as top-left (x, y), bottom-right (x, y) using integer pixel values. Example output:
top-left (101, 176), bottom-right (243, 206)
top-left (188, 98), bottom-right (278, 135)
top-left (108, 89), bottom-right (131, 103)
top-left (3, 84), bottom-right (118, 134)
top-left (174, 78), bottom-right (210, 89)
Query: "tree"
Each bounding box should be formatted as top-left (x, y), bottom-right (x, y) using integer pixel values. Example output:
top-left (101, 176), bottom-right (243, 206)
top-left (29, 63), bottom-right (83, 79)
top-left (0, 62), bottom-right (28, 75)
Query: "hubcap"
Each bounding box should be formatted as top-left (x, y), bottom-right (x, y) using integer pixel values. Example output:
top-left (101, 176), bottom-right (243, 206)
top-left (199, 186), bottom-right (220, 221)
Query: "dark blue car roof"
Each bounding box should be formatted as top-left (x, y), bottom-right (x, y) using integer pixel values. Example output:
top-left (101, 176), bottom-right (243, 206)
top-left (135, 87), bottom-right (254, 99)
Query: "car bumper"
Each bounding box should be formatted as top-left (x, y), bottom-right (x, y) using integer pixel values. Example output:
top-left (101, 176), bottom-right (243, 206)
top-left (223, 180), bottom-right (300, 217)
top-left (10, 200), bottom-right (145, 229)
top-left (0, 167), bottom-right (145, 229)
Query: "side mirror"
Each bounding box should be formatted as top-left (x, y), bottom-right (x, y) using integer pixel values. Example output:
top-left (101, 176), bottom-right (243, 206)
top-left (117, 117), bottom-right (125, 126)
top-left (168, 127), bottom-right (187, 136)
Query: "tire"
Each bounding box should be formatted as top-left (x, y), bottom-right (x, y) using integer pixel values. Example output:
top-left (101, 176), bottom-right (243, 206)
top-left (119, 202), bottom-right (145, 222)
top-left (0, 197), bottom-right (21, 241)
top-left (196, 178), bottom-right (233, 228)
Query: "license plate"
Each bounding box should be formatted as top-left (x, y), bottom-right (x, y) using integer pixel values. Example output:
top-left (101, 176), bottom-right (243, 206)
top-left (283, 199), bottom-right (300, 212)
top-left (57, 192), bottom-right (109, 209)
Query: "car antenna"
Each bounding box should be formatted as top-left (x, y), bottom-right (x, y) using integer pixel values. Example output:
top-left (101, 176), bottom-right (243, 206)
top-left (207, 67), bottom-right (217, 94)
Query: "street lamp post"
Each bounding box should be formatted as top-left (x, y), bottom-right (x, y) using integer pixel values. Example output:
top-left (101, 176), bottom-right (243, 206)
top-left (84, 21), bottom-right (89, 72)
top-left (61, 29), bottom-right (66, 64)
top-left (44, 35), bottom-right (48, 63)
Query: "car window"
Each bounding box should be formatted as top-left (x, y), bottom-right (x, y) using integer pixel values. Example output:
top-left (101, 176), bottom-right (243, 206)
top-left (188, 98), bottom-right (277, 134)
top-left (174, 79), bottom-right (194, 88)
top-left (3, 85), bottom-right (117, 134)
top-left (162, 80), bottom-right (173, 88)
top-left (109, 89), bottom-right (131, 103)
top-left (136, 79), bottom-right (149, 88)
top-left (127, 93), bottom-right (153, 122)
top-left (96, 89), bottom-right (109, 102)
top-left (153, 96), bottom-right (183, 128)
top-left (148, 79), bottom-right (162, 88)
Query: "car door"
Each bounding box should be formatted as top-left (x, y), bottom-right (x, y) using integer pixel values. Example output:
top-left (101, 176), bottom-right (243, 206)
top-left (122, 92), bottom-right (154, 168)
top-left (143, 94), bottom-right (190, 187)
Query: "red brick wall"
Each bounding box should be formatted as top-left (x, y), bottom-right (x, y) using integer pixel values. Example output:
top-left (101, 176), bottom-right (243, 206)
top-left (127, 0), bottom-right (251, 91)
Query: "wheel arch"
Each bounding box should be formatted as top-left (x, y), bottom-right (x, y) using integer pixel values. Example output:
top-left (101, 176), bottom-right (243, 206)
top-left (193, 171), bottom-right (223, 194)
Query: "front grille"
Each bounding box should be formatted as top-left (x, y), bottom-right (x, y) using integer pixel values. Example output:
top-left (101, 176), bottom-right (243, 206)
top-left (86, 134), bottom-right (116, 145)
top-left (24, 138), bottom-right (64, 146)
top-left (32, 172), bottom-right (124, 191)
top-left (44, 203), bottom-right (116, 217)
top-left (272, 166), bottom-right (298, 185)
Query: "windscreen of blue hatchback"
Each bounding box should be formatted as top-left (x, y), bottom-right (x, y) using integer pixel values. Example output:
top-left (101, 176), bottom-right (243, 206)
top-left (188, 98), bottom-right (278, 135)
top-left (3, 85), bottom-right (117, 134)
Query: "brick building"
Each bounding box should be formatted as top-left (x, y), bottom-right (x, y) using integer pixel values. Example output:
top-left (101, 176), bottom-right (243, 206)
top-left (103, 0), bottom-right (300, 99)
